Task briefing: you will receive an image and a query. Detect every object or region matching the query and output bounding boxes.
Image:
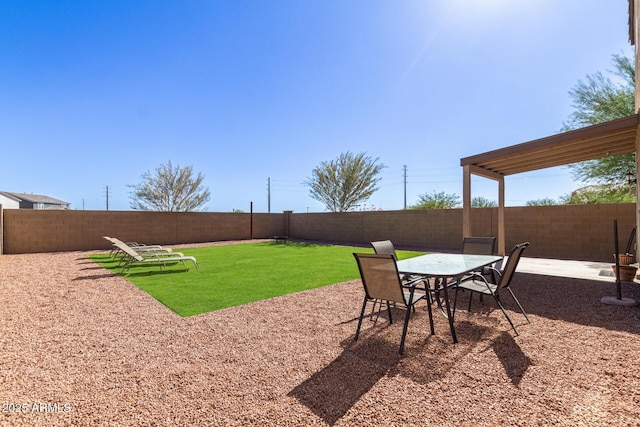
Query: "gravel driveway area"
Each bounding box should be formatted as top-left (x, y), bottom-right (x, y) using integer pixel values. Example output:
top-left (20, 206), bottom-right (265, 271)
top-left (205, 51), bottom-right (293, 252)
top-left (1, 243), bottom-right (640, 426)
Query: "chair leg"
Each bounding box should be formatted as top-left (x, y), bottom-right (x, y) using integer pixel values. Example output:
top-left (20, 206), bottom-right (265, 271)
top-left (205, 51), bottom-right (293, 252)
top-left (369, 299), bottom-right (377, 319)
top-left (386, 301), bottom-right (393, 324)
top-left (369, 299), bottom-right (383, 323)
top-left (492, 294), bottom-right (519, 336)
top-left (453, 286), bottom-right (459, 313)
top-left (452, 286), bottom-right (466, 318)
top-left (399, 298), bottom-right (415, 355)
top-left (354, 297), bottom-right (369, 341)
top-left (425, 289), bottom-right (435, 335)
top-left (507, 288), bottom-right (531, 324)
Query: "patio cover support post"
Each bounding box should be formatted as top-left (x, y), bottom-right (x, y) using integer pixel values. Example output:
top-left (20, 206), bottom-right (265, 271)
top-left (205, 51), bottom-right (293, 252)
top-left (497, 176), bottom-right (505, 256)
top-left (462, 165), bottom-right (471, 239)
top-left (635, 0), bottom-right (640, 111)
top-left (633, 0), bottom-right (640, 262)
top-left (462, 165), bottom-right (506, 256)
top-left (636, 123), bottom-right (640, 262)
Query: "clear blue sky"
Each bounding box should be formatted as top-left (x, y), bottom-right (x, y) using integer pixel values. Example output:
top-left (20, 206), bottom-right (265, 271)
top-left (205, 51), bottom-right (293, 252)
top-left (0, 0), bottom-right (633, 212)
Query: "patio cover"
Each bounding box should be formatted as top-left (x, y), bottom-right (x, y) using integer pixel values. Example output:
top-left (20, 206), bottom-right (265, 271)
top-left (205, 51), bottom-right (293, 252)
top-left (460, 113), bottom-right (640, 256)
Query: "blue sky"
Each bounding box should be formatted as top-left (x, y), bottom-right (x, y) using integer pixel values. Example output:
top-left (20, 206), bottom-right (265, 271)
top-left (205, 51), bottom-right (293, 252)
top-left (0, 0), bottom-right (633, 212)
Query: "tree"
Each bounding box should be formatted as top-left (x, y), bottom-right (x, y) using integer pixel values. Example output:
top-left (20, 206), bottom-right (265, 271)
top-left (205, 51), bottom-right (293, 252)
top-left (410, 191), bottom-right (460, 209)
top-left (560, 184), bottom-right (635, 205)
top-left (526, 198), bottom-right (558, 206)
top-left (564, 53), bottom-right (636, 184)
top-left (471, 196), bottom-right (497, 208)
top-left (128, 161), bottom-right (211, 212)
top-left (305, 151), bottom-right (385, 212)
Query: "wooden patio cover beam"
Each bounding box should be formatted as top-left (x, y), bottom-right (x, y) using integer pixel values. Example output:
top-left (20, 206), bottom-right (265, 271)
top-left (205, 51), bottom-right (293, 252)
top-left (460, 114), bottom-right (639, 176)
top-left (460, 113), bottom-right (640, 256)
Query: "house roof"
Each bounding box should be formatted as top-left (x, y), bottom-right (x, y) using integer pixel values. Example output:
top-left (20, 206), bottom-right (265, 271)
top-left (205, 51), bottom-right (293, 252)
top-left (460, 114), bottom-right (639, 177)
top-left (0, 191), bottom-right (69, 206)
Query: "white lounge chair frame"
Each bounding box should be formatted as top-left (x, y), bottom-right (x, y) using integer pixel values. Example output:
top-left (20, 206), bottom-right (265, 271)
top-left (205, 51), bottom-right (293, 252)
top-left (109, 239), bottom-right (199, 273)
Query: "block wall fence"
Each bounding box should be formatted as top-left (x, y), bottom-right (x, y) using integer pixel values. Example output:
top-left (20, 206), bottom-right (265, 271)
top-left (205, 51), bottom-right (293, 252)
top-left (0, 203), bottom-right (635, 261)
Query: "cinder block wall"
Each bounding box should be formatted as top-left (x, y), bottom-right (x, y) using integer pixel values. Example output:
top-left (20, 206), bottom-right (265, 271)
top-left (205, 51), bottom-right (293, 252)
top-left (288, 209), bottom-right (470, 251)
top-left (503, 204), bottom-right (636, 261)
top-left (0, 204), bottom-right (636, 261)
top-left (1, 210), bottom-right (286, 254)
top-left (289, 204), bottom-right (635, 261)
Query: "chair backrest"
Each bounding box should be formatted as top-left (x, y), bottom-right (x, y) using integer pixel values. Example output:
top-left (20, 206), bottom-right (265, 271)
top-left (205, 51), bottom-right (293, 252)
top-left (462, 236), bottom-right (496, 255)
top-left (370, 240), bottom-right (398, 260)
top-left (497, 242), bottom-right (530, 290)
top-left (112, 239), bottom-right (145, 261)
top-left (353, 253), bottom-right (405, 304)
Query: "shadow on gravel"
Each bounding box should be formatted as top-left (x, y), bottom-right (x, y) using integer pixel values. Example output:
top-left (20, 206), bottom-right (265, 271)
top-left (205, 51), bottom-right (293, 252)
top-left (289, 307), bottom-right (532, 425)
top-left (288, 336), bottom-right (400, 426)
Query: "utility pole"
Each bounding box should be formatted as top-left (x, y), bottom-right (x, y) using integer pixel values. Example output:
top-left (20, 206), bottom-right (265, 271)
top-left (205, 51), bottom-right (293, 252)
top-left (104, 185), bottom-right (110, 211)
top-left (267, 177), bottom-right (271, 213)
top-left (403, 165), bottom-right (408, 209)
top-left (250, 201), bottom-right (253, 239)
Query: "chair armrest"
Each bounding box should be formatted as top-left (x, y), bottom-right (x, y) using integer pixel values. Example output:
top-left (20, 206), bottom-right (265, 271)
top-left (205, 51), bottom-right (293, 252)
top-left (142, 252), bottom-right (185, 260)
top-left (485, 266), bottom-right (503, 278)
top-left (403, 277), bottom-right (429, 292)
top-left (448, 272), bottom-right (487, 287)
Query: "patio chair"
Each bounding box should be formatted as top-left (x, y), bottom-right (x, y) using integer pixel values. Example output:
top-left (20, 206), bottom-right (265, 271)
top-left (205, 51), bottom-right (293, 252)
top-left (353, 253), bottom-right (433, 355)
top-left (370, 240), bottom-right (399, 259)
top-left (370, 240), bottom-right (421, 313)
top-left (461, 236), bottom-right (500, 299)
top-left (462, 236), bottom-right (496, 256)
top-left (452, 242), bottom-right (531, 336)
top-left (112, 239), bottom-right (199, 273)
top-left (371, 239), bottom-right (420, 281)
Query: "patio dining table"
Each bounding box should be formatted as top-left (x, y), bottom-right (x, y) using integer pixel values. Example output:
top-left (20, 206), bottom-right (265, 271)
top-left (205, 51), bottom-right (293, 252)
top-left (396, 253), bottom-right (503, 343)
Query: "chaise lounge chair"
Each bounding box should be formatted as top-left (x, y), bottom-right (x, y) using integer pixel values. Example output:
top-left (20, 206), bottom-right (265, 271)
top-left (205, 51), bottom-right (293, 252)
top-left (104, 236), bottom-right (178, 260)
top-left (110, 239), bottom-right (199, 273)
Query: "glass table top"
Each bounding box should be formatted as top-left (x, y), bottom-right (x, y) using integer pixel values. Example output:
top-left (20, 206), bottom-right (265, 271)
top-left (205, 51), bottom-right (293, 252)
top-left (396, 253), bottom-right (503, 277)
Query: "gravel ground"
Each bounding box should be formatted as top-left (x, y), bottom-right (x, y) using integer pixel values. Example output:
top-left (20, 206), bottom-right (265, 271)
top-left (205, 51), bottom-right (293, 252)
top-left (1, 241), bottom-right (640, 426)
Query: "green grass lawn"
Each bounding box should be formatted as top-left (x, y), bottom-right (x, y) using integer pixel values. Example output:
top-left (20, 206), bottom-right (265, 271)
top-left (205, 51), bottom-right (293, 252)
top-left (89, 241), bottom-right (423, 317)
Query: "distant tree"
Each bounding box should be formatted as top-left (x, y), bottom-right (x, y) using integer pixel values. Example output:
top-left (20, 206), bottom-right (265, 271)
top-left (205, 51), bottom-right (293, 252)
top-left (232, 209), bottom-right (245, 213)
top-left (471, 196), bottom-right (497, 208)
top-left (410, 191), bottom-right (460, 209)
top-left (560, 184), bottom-right (635, 205)
top-left (526, 198), bottom-right (558, 206)
top-left (564, 53), bottom-right (636, 185)
top-left (305, 151), bottom-right (385, 212)
top-left (128, 161), bottom-right (211, 212)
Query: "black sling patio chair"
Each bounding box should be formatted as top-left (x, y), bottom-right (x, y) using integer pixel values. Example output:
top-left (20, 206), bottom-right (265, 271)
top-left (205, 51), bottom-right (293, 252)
top-left (462, 236), bottom-right (497, 256)
top-left (452, 242), bottom-right (531, 336)
top-left (371, 239), bottom-right (421, 282)
top-left (370, 239), bottom-right (425, 314)
top-left (353, 253), bottom-right (433, 355)
top-left (370, 240), bottom-right (399, 259)
top-left (461, 236), bottom-right (499, 300)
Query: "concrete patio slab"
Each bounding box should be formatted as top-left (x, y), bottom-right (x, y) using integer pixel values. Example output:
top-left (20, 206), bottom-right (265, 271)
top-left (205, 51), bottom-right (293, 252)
top-left (517, 257), bottom-right (628, 282)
